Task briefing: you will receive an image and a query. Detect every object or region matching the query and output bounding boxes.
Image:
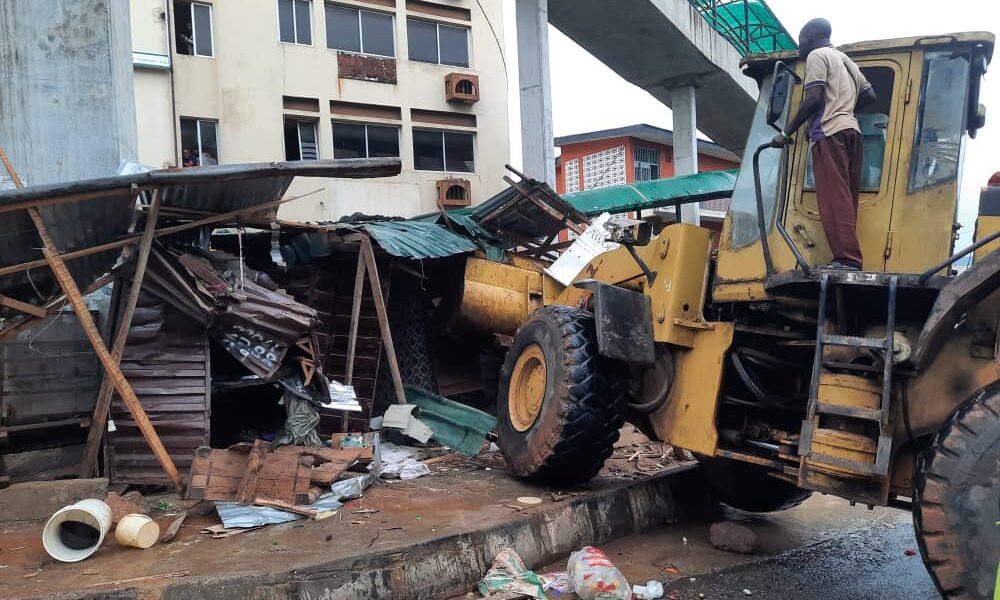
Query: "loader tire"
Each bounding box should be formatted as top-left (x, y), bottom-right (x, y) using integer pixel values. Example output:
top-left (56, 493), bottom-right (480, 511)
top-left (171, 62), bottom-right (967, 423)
top-left (497, 306), bottom-right (625, 485)
top-left (697, 457), bottom-right (812, 512)
top-left (914, 384), bottom-right (1000, 600)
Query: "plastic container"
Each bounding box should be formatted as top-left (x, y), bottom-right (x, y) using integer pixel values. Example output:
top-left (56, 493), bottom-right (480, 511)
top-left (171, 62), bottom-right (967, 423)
top-left (115, 514), bottom-right (160, 549)
top-left (42, 499), bottom-right (112, 562)
top-left (633, 580), bottom-right (665, 599)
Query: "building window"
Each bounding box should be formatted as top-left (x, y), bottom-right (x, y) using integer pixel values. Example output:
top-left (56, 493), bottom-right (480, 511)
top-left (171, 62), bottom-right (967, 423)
top-left (279, 0), bottom-right (313, 45)
top-left (564, 158), bottom-right (580, 194)
top-left (180, 118), bottom-right (219, 166)
top-left (333, 122), bottom-right (400, 159)
top-left (582, 145), bottom-right (626, 190)
top-left (407, 19), bottom-right (469, 67)
top-left (174, 1), bottom-right (213, 57)
top-left (633, 147), bottom-right (660, 181)
top-left (413, 129), bottom-right (474, 172)
top-left (326, 5), bottom-right (395, 57)
top-left (284, 119), bottom-right (319, 160)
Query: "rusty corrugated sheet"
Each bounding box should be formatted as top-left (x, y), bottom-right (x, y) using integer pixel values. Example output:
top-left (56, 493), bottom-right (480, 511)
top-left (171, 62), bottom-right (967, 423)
top-left (0, 312), bottom-right (100, 428)
top-left (106, 293), bottom-right (210, 485)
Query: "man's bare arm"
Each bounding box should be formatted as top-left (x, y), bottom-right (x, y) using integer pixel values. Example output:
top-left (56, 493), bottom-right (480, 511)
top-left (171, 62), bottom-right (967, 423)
top-left (786, 86), bottom-right (825, 135)
top-left (856, 87), bottom-right (877, 111)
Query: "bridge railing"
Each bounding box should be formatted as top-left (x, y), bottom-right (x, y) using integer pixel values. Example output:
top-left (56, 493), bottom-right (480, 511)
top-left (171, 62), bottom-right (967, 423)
top-left (688, 0), bottom-right (797, 56)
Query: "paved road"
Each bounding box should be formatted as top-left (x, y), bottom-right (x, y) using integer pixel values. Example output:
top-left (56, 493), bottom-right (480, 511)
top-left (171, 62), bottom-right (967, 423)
top-left (539, 494), bottom-right (941, 600)
top-left (663, 523), bottom-right (939, 600)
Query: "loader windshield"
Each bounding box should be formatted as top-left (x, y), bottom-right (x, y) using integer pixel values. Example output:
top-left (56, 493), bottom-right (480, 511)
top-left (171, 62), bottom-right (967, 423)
top-left (728, 74), bottom-right (789, 249)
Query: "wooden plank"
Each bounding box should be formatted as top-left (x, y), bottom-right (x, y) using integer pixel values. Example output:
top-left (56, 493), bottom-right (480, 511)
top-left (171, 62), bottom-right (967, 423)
top-left (186, 448), bottom-right (312, 504)
top-left (235, 440), bottom-right (266, 504)
top-left (342, 250), bottom-right (366, 431)
top-left (79, 191), bottom-right (163, 478)
top-left (0, 295), bottom-right (48, 318)
top-left (252, 497), bottom-right (335, 520)
top-left (360, 235), bottom-right (406, 405)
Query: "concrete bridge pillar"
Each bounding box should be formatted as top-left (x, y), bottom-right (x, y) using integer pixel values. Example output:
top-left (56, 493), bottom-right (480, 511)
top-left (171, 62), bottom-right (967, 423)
top-left (515, 0), bottom-right (556, 186)
top-left (671, 85), bottom-right (701, 225)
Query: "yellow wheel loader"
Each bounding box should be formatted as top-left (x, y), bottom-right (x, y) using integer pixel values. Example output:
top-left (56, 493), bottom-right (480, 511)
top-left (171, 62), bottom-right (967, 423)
top-left (459, 32), bottom-right (999, 599)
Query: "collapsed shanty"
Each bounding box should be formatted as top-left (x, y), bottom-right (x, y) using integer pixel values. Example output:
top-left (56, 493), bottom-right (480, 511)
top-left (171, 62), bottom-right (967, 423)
top-left (0, 157), bottom-right (663, 490)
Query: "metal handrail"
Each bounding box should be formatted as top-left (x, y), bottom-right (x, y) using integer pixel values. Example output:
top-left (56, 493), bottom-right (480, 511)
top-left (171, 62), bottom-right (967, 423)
top-left (918, 229), bottom-right (1000, 284)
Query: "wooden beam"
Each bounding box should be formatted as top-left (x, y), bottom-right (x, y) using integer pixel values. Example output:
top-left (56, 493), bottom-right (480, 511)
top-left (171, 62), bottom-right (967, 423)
top-left (0, 188), bottom-right (323, 279)
top-left (78, 191), bottom-right (163, 478)
top-left (0, 295), bottom-right (47, 318)
top-left (360, 236), bottom-right (407, 405)
top-left (342, 250), bottom-right (367, 430)
top-left (26, 206), bottom-right (183, 491)
top-left (235, 440), bottom-right (266, 504)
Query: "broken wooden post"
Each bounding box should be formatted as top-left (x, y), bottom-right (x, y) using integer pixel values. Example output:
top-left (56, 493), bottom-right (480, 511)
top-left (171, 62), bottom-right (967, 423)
top-left (360, 235), bottom-right (407, 405)
top-left (78, 191), bottom-right (163, 478)
top-left (26, 206), bottom-right (184, 491)
top-left (342, 249), bottom-right (367, 430)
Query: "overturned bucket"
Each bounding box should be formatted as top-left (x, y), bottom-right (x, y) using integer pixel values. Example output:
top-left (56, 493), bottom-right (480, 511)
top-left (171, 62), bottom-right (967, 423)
top-left (115, 514), bottom-right (160, 549)
top-left (42, 499), bottom-right (112, 562)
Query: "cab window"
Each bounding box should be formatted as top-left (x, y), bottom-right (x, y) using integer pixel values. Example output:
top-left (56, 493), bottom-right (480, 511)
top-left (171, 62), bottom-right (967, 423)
top-left (805, 66), bottom-right (895, 192)
top-left (909, 52), bottom-right (970, 191)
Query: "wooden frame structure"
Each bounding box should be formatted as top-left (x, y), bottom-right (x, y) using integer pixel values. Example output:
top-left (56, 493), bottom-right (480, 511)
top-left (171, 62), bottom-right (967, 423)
top-left (0, 149), bottom-right (403, 490)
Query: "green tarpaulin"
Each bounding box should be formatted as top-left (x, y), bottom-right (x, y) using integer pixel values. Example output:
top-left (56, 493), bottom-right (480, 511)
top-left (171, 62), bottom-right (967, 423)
top-left (564, 169), bottom-right (738, 217)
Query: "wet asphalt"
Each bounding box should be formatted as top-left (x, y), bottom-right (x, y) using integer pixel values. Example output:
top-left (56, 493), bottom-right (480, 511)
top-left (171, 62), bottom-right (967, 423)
top-left (662, 523), bottom-right (939, 600)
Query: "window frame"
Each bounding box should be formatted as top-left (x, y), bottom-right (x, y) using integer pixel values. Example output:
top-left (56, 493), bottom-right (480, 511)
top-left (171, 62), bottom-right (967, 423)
top-left (406, 17), bottom-right (470, 68)
top-left (278, 0), bottom-right (314, 46)
top-left (633, 146), bottom-right (661, 182)
top-left (332, 120), bottom-right (401, 160)
top-left (176, 1), bottom-right (214, 58)
top-left (179, 117), bottom-right (220, 165)
top-left (325, 4), bottom-right (396, 58)
top-left (284, 118), bottom-right (319, 161)
top-left (411, 128), bottom-right (475, 173)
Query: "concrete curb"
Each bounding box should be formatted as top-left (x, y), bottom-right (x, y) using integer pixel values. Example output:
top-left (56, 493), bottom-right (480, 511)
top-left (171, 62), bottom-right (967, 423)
top-left (39, 467), bottom-right (695, 600)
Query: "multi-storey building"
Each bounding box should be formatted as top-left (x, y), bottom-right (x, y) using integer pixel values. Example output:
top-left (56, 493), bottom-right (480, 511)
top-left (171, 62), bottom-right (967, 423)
top-left (129, 0), bottom-right (510, 220)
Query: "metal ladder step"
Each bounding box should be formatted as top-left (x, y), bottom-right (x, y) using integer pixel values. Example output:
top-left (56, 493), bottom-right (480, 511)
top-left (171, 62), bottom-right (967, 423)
top-left (815, 402), bottom-right (883, 422)
top-left (821, 334), bottom-right (889, 349)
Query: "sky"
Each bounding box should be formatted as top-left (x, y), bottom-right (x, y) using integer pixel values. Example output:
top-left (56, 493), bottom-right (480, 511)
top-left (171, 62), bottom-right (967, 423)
top-left (501, 0), bottom-right (999, 245)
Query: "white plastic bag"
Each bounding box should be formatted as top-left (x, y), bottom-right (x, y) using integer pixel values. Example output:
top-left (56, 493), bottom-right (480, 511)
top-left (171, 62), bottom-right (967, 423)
top-left (567, 546), bottom-right (630, 600)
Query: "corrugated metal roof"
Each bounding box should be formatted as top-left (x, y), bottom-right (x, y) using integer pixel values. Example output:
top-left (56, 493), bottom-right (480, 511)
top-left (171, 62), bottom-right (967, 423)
top-left (358, 221), bottom-right (478, 259)
top-left (566, 169), bottom-right (737, 216)
top-left (0, 159), bottom-right (401, 308)
top-left (471, 175), bottom-right (588, 243)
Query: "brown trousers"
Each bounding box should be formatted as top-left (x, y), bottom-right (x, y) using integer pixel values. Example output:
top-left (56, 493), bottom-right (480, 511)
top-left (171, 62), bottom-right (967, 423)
top-left (813, 129), bottom-right (863, 268)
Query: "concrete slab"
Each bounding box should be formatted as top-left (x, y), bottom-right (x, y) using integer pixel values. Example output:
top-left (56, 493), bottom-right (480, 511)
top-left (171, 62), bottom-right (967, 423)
top-left (0, 456), bottom-right (696, 600)
top-left (548, 0), bottom-right (758, 153)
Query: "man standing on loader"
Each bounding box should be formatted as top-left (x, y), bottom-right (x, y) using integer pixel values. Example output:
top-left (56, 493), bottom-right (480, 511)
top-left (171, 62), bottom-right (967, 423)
top-left (775, 18), bottom-right (877, 270)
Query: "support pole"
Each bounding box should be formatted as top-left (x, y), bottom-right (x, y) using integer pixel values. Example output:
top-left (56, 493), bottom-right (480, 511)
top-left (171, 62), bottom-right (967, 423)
top-left (360, 236), bottom-right (406, 405)
top-left (341, 250), bottom-right (366, 430)
top-left (78, 191), bottom-right (163, 478)
top-left (671, 85), bottom-right (701, 225)
top-left (516, 0), bottom-right (556, 186)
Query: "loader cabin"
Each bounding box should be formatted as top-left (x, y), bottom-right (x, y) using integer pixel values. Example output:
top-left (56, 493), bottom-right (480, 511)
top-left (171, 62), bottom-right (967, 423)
top-left (713, 32), bottom-right (994, 303)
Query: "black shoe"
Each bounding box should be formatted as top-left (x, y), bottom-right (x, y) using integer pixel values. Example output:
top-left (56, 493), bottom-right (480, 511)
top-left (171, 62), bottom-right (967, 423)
top-left (823, 261), bottom-right (861, 271)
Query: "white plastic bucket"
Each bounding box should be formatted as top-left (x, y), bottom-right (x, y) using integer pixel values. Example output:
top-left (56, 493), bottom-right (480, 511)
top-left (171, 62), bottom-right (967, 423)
top-left (41, 499), bottom-right (112, 562)
top-left (114, 514), bottom-right (160, 549)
